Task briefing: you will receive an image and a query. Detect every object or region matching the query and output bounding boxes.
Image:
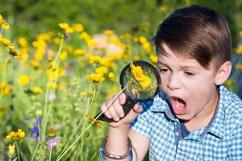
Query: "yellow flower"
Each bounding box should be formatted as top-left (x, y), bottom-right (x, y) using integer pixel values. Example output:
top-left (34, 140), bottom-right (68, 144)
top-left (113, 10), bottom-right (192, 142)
top-left (16, 129), bottom-right (25, 139)
top-left (18, 37), bottom-right (28, 47)
top-left (6, 129), bottom-right (25, 142)
top-left (235, 45), bottom-right (242, 54)
top-left (72, 23), bottom-right (84, 32)
top-left (47, 82), bottom-right (58, 89)
top-left (85, 114), bottom-right (103, 128)
top-left (130, 63), bottom-right (151, 88)
top-left (0, 82), bottom-right (12, 96)
top-left (74, 49), bottom-right (85, 56)
top-left (142, 42), bottom-right (152, 53)
top-left (7, 144), bottom-right (15, 155)
top-left (103, 30), bottom-right (114, 36)
top-left (47, 128), bottom-right (56, 137)
top-left (108, 72), bottom-right (115, 81)
top-left (58, 22), bottom-right (73, 33)
top-left (30, 60), bottom-right (41, 70)
top-left (87, 73), bottom-right (104, 83)
top-left (0, 37), bottom-right (19, 56)
top-left (235, 64), bottom-right (242, 70)
top-left (95, 66), bottom-right (108, 75)
top-left (150, 54), bottom-right (158, 64)
top-left (18, 75), bottom-right (30, 85)
top-left (60, 51), bottom-right (68, 60)
top-left (0, 15), bottom-right (10, 29)
top-left (32, 86), bottom-right (43, 94)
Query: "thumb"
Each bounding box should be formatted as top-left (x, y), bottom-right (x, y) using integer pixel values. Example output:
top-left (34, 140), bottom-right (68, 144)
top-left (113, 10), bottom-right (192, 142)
top-left (124, 103), bottom-right (142, 122)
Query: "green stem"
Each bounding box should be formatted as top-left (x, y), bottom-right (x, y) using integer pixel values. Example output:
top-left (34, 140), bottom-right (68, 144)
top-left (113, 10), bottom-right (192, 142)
top-left (15, 142), bottom-right (20, 161)
top-left (49, 147), bottom-right (52, 161)
top-left (41, 36), bottom-right (64, 139)
top-left (57, 85), bottom-right (97, 160)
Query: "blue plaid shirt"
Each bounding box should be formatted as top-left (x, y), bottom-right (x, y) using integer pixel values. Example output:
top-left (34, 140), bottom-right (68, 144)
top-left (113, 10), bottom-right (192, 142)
top-left (131, 86), bottom-right (242, 161)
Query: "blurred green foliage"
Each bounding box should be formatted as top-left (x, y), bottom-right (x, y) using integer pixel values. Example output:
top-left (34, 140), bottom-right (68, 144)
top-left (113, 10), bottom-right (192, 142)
top-left (0, 0), bottom-right (241, 45)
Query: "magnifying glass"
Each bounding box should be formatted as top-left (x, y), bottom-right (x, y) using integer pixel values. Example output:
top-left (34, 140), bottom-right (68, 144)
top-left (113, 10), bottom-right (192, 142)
top-left (95, 60), bottom-right (160, 122)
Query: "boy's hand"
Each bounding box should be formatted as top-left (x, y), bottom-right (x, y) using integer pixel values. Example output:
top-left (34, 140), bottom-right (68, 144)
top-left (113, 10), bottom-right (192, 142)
top-left (100, 93), bottom-right (142, 128)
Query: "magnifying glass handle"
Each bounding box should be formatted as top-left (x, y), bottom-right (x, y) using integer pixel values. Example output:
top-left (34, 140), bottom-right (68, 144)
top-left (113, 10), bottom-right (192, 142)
top-left (95, 97), bottom-right (136, 122)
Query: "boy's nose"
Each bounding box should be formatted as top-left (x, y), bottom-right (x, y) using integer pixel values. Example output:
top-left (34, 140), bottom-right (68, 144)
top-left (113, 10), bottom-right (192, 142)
top-left (167, 74), bottom-right (181, 90)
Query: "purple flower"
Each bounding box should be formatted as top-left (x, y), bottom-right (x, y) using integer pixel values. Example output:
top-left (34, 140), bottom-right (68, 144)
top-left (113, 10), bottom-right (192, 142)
top-left (47, 136), bottom-right (60, 149)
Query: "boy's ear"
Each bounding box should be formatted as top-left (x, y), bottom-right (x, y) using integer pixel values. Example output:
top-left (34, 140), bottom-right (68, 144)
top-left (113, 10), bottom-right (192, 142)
top-left (215, 61), bottom-right (232, 85)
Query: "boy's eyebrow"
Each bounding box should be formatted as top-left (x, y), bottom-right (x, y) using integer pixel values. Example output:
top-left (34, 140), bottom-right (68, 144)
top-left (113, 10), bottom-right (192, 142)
top-left (158, 61), bottom-right (201, 70)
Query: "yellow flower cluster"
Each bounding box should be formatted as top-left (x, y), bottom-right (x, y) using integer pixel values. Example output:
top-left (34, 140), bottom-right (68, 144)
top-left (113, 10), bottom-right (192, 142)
top-left (0, 36), bottom-right (19, 56)
top-left (6, 129), bottom-right (25, 142)
top-left (58, 22), bottom-right (73, 33)
top-left (0, 82), bottom-right (12, 96)
top-left (130, 63), bottom-right (151, 88)
top-left (0, 14), bottom-right (10, 29)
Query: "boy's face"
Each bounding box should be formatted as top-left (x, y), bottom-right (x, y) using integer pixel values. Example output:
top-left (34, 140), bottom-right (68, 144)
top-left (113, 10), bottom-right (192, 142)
top-left (158, 44), bottom-right (219, 122)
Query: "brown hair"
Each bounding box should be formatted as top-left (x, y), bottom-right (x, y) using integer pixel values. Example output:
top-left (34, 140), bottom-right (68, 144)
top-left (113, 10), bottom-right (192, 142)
top-left (152, 5), bottom-right (231, 69)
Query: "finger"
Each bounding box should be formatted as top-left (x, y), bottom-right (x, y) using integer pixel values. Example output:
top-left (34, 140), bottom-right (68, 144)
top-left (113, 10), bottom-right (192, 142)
top-left (108, 104), bottom-right (121, 121)
top-left (100, 101), bottom-right (112, 119)
top-left (132, 104), bottom-right (143, 114)
top-left (118, 93), bottom-right (126, 105)
top-left (125, 103), bottom-right (142, 121)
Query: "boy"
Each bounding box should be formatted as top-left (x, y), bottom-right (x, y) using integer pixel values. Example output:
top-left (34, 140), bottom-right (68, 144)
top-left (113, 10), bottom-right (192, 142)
top-left (99, 5), bottom-right (242, 161)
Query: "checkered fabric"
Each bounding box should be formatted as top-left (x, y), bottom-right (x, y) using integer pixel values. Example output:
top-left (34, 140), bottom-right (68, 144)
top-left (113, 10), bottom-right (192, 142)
top-left (131, 86), bottom-right (242, 161)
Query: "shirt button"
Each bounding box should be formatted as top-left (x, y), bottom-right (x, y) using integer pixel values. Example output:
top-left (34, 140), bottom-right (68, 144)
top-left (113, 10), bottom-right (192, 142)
top-left (175, 132), bottom-right (179, 136)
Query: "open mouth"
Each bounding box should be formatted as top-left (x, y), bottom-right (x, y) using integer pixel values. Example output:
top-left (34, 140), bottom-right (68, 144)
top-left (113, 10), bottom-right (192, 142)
top-left (169, 97), bottom-right (187, 115)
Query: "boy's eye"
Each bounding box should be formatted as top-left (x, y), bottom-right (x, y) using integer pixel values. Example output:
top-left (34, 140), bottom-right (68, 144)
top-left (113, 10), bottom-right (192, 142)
top-left (184, 72), bottom-right (195, 76)
top-left (159, 68), bottom-right (168, 73)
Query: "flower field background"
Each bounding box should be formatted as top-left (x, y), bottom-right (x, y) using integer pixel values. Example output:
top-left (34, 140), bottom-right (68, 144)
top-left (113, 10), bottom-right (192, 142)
top-left (0, 1), bottom-right (242, 161)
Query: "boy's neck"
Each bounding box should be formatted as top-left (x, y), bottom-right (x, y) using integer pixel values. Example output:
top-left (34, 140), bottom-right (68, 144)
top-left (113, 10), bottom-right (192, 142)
top-left (183, 90), bottom-right (219, 132)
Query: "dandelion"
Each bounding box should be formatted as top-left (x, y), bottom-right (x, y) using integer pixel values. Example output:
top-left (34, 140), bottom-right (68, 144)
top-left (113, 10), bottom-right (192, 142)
top-left (130, 63), bottom-right (151, 88)
top-left (108, 72), bottom-right (115, 81)
top-left (18, 37), bottom-right (28, 47)
top-left (85, 114), bottom-right (103, 128)
top-left (150, 54), bottom-right (158, 64)
top-left (47, 82), bottom-right (58, 89)
top-left (0, 82), bottom-right (12, 96)
top-left (32, 86), bottom-right (43, 94)
top-left (0, 36), bottom-right (19, 56)
top-left (7, 144), bottom-right (16, 155)
top-left (74, 48), bottom-right (85, 56)
top-left (72, 23), bottom-right (84, 32)
top-left (6, 129), bottom-right (25, 142)
top-left (0, 14), bottom-right (10, 29)
top-left (95, 66), bottom-right (108, 75)
top-left (18, 75), bottom-right (30, 85)
top-left (58, 22), bottom-right (73, 34)
top-left (87, 73), bottom-right (105, 83)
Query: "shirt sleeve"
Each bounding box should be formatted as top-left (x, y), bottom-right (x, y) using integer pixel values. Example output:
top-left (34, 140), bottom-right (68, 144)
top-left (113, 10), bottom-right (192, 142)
top-left (130, 100), bottom-right (153, 138)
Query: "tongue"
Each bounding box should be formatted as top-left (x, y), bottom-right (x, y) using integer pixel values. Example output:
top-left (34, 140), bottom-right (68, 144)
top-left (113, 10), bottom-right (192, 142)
top-left (171, 98), bottom-right (186, 115)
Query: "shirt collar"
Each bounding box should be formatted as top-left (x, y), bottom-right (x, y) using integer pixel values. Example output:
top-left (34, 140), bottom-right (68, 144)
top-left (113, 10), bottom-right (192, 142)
top-left (150, 91), bottom-right (177, 120)
top-left (204, 86), bottom-right (228, 138)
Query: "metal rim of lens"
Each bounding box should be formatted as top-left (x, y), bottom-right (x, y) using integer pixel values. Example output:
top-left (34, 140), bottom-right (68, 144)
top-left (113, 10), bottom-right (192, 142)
top-left (119, 60), bottom-right (160, 101)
